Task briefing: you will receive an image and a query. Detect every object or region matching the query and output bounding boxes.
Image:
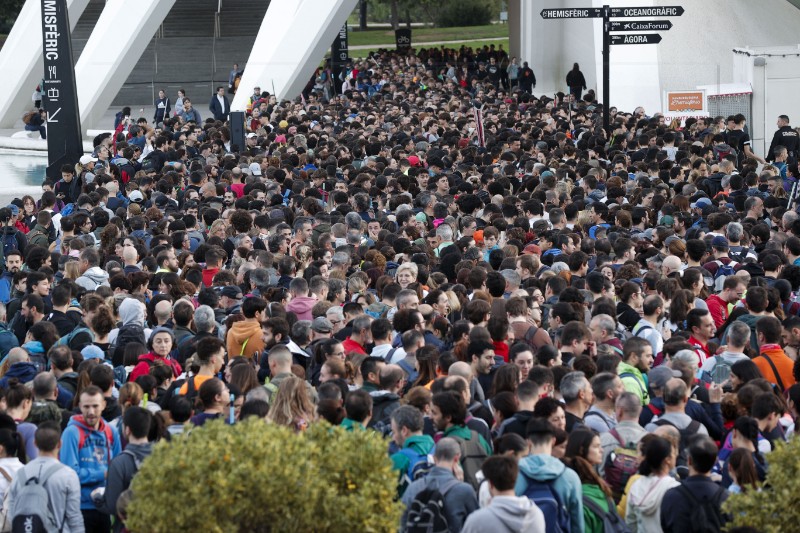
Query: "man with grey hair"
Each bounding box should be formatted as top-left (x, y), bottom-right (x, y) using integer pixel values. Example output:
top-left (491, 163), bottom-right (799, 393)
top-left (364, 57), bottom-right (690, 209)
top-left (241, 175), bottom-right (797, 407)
top-left (599, 391), bottom-right (647, 476)
top-left (726, 221), bottom-right (756, 260)
top-left (500, 269), bottom-right (521, 294)
top-left (178, 305), bottom-right (217, 365)
top-left (342, 314), bottom-right (371, 356)
top-left (331, 251), bottom-right (351, 275)
top-left (561, 371), bottom-right (593, 432)
top-left (249, 267), bottom-right (271, 296)
top-left (389, 405), bottom-right (435, 497)
top-left (287, 320), bottom-right (313, 366)
top-left (29, 372), bottom-right (62, 425)
top-left (401, 437), bottom-right (478, 532)
top-left (326, 306), bottom-right (345, 335)
top-left (645, 378), bottom-right (708, 435)
top-left (699, 320), bottom-right (750, 384)
top-left (589, 314), bottom-right (623, 356)
top-left (327, 278), bottom-right (346, 306)
top-left (434, 224), bottom-right (454, 257)
top-left (395, 289), bottom-right (420, 311)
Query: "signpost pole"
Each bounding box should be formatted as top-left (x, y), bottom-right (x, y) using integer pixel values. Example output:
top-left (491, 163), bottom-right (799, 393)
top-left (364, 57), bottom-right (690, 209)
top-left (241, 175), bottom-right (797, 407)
top-left (602, 4), bottom-right (610, 134)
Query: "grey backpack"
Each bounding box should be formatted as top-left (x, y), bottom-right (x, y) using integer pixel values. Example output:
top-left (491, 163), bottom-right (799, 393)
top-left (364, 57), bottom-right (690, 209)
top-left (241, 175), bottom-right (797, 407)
top-left (9, 463), bottom-right (64, 533)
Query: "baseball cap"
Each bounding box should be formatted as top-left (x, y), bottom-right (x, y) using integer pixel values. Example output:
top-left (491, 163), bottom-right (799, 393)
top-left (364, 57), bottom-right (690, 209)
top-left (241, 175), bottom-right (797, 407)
top-left (129, 190), bottom-right (144, 203)
top-left (246, 132), bottom-right (258, 139)
top-left (311, 317), bottom-right (333, 334)
top-left (79, 155), bottom-right (98, 165)
top-left (81, 345), bottom-right (105, 361)
top-left (249, 162), bottom-right (262, 176)
top-left (691, 197), bottom-right (712, 209)
top-left (220, 285), bottom-right (243, 299)
top-left (5, 205), bottom-right (18, 217)
top-left (648, 366), bottom-right (681, 390)
top-left (711, 236), bottom-right (729, 249)
top-left (659, 215), bottom-right (674, 227)
top-left (408, 155), bottom-right (421, 167)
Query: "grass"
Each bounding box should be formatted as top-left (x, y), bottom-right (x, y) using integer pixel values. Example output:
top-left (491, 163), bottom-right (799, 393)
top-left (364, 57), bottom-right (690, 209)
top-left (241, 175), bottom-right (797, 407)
top-left (345, 38), bottom-right (509, 59)
top-left (347, 24), bottom-right (508, 47)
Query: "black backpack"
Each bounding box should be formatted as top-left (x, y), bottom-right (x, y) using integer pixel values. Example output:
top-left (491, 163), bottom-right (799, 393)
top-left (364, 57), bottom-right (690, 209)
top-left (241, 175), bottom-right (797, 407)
top-left (581, 495), bottom-right (632, 533)
top-left (654, 419), bottom-right (701, 479)
top-left (676, 484), bottom-right (727, 533)
top-left (110, 323), bottom-right (147, 366)
top-left (405, 478), bottom-right (459, 533)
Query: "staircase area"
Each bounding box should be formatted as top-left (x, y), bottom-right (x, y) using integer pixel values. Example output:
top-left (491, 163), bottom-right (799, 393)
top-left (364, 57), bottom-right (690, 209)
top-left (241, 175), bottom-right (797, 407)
top-left (69, 0), bottom-right (271, 107)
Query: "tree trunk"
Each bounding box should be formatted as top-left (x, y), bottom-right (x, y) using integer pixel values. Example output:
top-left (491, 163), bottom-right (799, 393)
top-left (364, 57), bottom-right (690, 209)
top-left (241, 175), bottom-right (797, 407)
top-left (390, 0), bottom-right (399, 30)
top-left (359, 0), bottom-right (367, 31)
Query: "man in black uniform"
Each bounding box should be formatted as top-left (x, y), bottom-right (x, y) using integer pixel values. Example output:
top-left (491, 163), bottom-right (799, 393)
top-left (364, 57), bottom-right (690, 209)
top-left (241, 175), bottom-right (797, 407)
top-left (767, 114), bottom-right (800, 164)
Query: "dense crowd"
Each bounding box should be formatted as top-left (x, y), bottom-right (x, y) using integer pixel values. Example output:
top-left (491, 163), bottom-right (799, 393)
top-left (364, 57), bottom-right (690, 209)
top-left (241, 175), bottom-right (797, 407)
top-left (2, 42), bottom-right (800, 533)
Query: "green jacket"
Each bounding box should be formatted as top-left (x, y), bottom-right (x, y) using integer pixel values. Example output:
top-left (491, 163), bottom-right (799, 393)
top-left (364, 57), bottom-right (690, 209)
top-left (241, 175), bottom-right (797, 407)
top-left (27, 224), bottom-right (50, 249)
top-left (442, 424), bottom-right (492, 455)
top-left (582, 483), bottom-right (611, 533)
top-left (618, 361), bottom-right (649, 405)
top-left (390, 434), bottom-right (435, 473)
top-left (340, 418), bottom-right (367, 432)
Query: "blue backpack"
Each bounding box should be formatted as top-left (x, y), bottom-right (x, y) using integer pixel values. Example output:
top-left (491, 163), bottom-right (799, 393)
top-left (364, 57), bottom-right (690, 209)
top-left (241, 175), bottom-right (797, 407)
top-left (1, 230), bottom-right (18, 260)
top-left (398, 447), bottom-right (435, 482)
top-left (521, 473), bottom-right (571, 533)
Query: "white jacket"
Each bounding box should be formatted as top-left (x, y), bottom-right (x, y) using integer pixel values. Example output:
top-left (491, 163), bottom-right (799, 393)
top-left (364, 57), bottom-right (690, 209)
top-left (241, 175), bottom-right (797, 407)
top-left (625, 474), bottom-right (681, 532)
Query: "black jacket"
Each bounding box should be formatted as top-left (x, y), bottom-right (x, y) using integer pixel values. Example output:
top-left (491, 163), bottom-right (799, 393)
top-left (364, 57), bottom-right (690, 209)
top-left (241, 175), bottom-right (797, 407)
top-left (660, 475), bottom-right (729, 532)
top-left (502, 409), bottom-right (535, 439)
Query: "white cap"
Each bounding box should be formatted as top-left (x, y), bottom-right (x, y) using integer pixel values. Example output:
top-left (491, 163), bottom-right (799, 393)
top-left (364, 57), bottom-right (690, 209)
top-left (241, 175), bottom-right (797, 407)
top-left (249, 162), bottom-right (262, 176)
top-left (79, 155), bottom-right (98, 165)
top-left (129, 190), bottom-right (144, 203)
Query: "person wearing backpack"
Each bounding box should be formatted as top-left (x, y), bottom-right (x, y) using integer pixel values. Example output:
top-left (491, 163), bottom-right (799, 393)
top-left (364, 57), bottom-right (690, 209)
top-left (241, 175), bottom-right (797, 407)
top-left (60, 385), bottom-right (121, 533)
top-left (698, 321), bottom-right (751, 385)
top-left (462, 456), bottom-right (545, 533)
top-left (6, 421), bottom-right (84, 533)
top-left (390, 406), bottom-right (435, 498)
top-left (599, 393), bottom-right (647, 500)
top-left (109, 298), bottom-right (150, 367)
top-left (564, 428), bottom-right (629, 533)
top-left (430, 391), bottom-right (491, 491)
top-left (400, 437), bottom-right (478, 533)
top-left (516, 419), bottom-right (583, 533)
top-left (660, 435), bottom-right (729, 533)
top-left (93, 407), bottom-right (152, 532)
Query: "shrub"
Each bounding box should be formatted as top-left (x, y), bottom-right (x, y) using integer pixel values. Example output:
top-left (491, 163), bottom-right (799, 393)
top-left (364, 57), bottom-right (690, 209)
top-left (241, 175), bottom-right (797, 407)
top-left (435, 0), bottom-right (493, 27)
top-left (723, 437), bottom-right (800, 532)
top-left (126, 419), bottom-right (402, 532)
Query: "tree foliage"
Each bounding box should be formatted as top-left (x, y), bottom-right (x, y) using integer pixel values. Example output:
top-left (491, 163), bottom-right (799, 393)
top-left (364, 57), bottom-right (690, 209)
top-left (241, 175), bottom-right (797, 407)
top-left (126, 420), bottom-right (403, 533)
top-left (723, 437), bottom-right (800, 532)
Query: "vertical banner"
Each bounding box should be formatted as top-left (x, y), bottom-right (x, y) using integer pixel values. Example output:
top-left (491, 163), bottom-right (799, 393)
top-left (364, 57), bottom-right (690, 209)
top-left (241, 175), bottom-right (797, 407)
top-left (395, 29), bottom-right (412, 50)
top-left (41, 0), bottom-right (83, 182)
top-left (331, 24), bottom-right (349, 94)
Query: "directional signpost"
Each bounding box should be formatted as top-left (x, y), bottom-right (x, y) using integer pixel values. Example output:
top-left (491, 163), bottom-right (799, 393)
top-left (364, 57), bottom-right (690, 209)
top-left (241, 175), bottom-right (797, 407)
top-left (540, 5), bottom-right (684, 132)
top-left (609, 20), bottom-right (672, 32)
top-left (610, 34), bottom-right (663, 45)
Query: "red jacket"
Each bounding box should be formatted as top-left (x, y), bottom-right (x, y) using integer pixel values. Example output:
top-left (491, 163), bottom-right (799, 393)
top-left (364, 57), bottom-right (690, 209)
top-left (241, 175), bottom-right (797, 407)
top-left (706, 294), bottom-right (728, 329)
top-left (129, 352), bottom-right (182, 382)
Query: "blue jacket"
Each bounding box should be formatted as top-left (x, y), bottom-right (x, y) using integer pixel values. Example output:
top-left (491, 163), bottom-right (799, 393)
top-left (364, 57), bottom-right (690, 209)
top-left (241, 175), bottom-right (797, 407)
top-left (0, 361), bottom-right (37, 388)
top-left (0, 271), bottom-right (13, 304)
top-left (60, 415), bottom-right (122, 509)
top-left (515, 453), bottom-right (584, 533)
top-left (0, 323), bottom-right (18, 359)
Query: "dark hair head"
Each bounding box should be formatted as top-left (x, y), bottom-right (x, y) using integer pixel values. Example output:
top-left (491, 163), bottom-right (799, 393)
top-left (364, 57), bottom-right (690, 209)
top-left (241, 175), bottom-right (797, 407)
top-left (123, 406), bottom-right (152, 439)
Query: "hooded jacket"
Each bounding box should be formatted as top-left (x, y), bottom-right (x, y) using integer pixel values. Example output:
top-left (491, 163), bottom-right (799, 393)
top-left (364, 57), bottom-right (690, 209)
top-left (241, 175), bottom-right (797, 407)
top-left (129, 352), bottom-right (182, 382)
top-left (76, 266), bottom-right (110, 291)
top-left (0, 361), bottom-right (37, 388)
top-left (369, 390), bottom-right (401, 426)
top-left (660, 475), bottom-right (729, 532)
top-left (0, 271), bottom-right (13, 304)
top-left (96, 442), bottom-right (153, 522)
top-left (462, 495), bottom-right (546, 533)
top-left (626, 475), bottom-right (680, 532)
top-left (286, 295), bottom-right (315, 321)
top-left (60, 415), bottom-right (122, 509)
top-left (226, 320), bottom-right (265, 359)
top-left (515, 453), bottom-right (584, 533)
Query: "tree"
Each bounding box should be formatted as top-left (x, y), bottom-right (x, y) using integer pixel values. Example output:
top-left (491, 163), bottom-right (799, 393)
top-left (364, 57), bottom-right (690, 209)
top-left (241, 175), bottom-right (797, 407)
top-left (126, 420), bottom-right (403, 532)
top-left (0, 0), bottom-right (25, 32)
top-left (724, 437), bottom-right (800, 532)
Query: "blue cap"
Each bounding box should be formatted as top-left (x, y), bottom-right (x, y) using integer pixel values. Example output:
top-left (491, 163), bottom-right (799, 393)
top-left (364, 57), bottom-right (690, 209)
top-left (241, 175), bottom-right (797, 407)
top-left (6, 205), bottom-right (18, 216)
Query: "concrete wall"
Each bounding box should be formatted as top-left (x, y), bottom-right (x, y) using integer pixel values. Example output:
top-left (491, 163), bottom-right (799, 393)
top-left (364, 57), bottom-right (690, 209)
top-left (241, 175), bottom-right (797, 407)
top-left (510, 0), bottom-right (800, 117)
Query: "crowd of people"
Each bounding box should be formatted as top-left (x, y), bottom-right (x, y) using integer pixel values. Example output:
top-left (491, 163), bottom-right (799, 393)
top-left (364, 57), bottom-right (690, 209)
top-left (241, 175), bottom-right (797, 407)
top-left (1, 41), bottom-right (799, 532)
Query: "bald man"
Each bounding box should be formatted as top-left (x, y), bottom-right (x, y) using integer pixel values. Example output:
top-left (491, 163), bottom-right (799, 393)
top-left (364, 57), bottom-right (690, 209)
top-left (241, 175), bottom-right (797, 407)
top-left (153, 300), bottom-right (172, 327)
top-left (661, 255), bottom-right (683, 277)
